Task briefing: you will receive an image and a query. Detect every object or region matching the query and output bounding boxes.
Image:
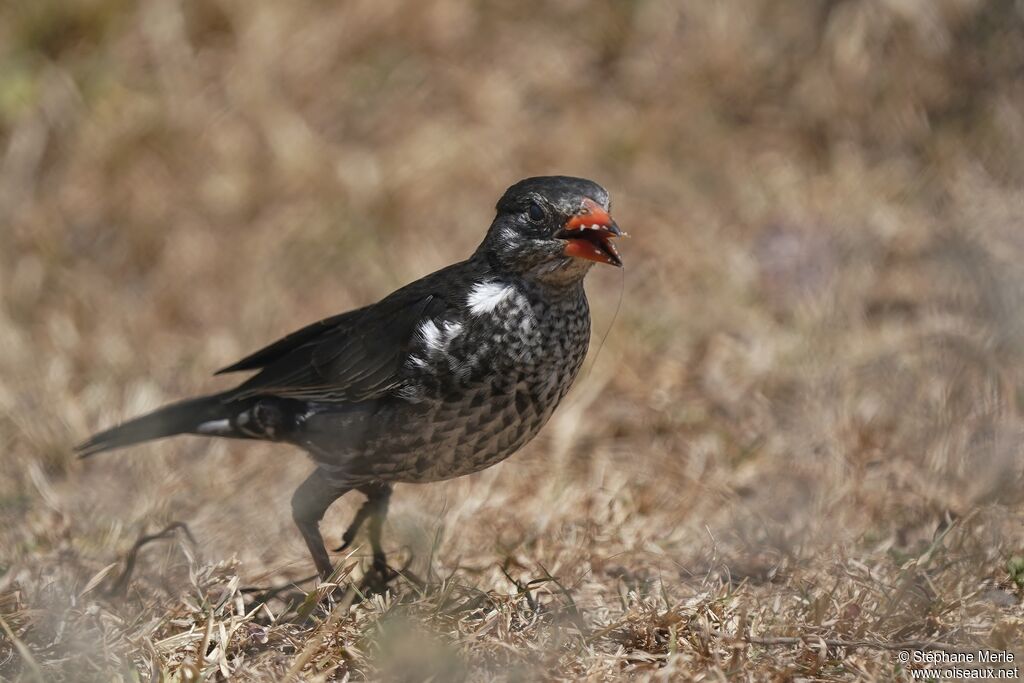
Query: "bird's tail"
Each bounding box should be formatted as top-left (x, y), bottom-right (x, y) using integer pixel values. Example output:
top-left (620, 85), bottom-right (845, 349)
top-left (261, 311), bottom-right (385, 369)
top-left (76, 392), bottom-right (239, 458)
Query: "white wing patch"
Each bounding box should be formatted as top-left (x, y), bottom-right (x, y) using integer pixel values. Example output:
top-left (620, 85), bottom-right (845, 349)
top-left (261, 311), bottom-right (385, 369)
top-left (410, 318), bottom-right (465, 369)
top-left (418, 319), bottom-right (443, 352)
top-left (196, 418), bottom-right (231, 435)
top-left (467, 281), bottom-right (514, 315)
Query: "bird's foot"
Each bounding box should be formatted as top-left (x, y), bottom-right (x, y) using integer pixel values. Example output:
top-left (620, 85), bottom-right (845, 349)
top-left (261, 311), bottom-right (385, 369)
top-left (358, 553), bottom-right (427, 593)
top-left (359, 555), bottom-right (397, 592)
top-left (333, 531), bottom-right (357, 553)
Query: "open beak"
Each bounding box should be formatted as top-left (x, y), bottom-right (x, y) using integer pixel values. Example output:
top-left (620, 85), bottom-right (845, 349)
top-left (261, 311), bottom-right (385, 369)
top-left (555, 197), bottom-right (625, 267)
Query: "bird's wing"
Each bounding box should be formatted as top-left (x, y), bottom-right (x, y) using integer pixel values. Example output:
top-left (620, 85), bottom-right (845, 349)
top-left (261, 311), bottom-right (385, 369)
top-left (215, 308), bottom-right (368, 375)
top-left (224, 292), bottom-right (449, 403)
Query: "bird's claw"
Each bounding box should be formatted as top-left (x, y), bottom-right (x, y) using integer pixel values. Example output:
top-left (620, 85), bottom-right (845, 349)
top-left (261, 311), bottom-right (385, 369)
top-left (371, 555), bottom-right (396, 579)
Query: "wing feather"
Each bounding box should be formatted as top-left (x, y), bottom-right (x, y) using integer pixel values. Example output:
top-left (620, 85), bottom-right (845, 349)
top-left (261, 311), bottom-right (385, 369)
top-left (214, 309), bottom-right (365, 375)
top-left (225, 294), bottom-right (447, 403)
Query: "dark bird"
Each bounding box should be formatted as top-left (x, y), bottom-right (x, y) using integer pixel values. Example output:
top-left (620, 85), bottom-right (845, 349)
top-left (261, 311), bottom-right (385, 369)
top-left (77, 176), bottom-right (625, 580)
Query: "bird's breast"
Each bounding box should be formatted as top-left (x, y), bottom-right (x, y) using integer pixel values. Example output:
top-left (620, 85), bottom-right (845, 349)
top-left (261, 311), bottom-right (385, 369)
top-left (304, 282), bottom-right (592, 485)
top-left (386, 282), bottom-right (590, 480)
top-left (408, 281), bottom-right (590, 397)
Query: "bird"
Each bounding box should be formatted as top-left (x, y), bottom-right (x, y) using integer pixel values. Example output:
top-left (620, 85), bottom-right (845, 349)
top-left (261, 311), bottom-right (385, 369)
top-left (77, 175), bottom-right (625, 581)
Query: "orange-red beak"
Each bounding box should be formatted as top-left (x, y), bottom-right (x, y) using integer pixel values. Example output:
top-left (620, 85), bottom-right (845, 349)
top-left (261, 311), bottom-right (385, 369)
top-left (555, 197), bottom-right (624, 267)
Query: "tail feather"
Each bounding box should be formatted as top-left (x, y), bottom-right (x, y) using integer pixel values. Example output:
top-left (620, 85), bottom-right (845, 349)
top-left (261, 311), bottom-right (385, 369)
top-left (76, 393), bottom-right (232, 457)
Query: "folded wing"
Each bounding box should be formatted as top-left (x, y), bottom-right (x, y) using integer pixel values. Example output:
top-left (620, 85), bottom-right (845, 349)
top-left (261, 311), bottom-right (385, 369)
top-left (224, 293), bottom-right (448, 403)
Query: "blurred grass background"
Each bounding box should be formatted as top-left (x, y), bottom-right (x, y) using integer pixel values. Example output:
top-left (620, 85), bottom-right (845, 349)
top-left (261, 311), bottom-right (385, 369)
top-left (2, 0), bottom-right (1024, 679)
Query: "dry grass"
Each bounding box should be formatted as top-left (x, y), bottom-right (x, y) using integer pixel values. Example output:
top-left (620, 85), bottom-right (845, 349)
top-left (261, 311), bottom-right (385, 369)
top-left (2, 0), bottom-right (1024, 680)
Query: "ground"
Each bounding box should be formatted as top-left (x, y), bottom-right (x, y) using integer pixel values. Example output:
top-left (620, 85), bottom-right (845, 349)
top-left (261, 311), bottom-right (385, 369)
top-left (2, 1), bottom-right (1024, 680)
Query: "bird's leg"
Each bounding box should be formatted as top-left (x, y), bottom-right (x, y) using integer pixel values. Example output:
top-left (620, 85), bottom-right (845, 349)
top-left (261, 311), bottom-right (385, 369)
top-left (291, 469), bottom-right (349, 580)
top-left (334, 499), bottom-right (374, 552)
top-left (356, 482), bottom-right (393, 576)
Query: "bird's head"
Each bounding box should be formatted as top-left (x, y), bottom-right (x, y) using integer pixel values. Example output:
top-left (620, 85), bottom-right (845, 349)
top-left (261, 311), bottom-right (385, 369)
top-left (479, 176), bottom-right (624, 285)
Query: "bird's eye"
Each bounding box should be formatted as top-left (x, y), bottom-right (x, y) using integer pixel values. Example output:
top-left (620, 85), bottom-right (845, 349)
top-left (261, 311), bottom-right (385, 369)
top-left (527, 202), bottom-right (545, 223)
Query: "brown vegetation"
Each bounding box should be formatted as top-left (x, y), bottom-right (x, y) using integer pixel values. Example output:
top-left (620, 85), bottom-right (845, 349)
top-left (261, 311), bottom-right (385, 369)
top-left (2, 0), bottom-right (1024, 679)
